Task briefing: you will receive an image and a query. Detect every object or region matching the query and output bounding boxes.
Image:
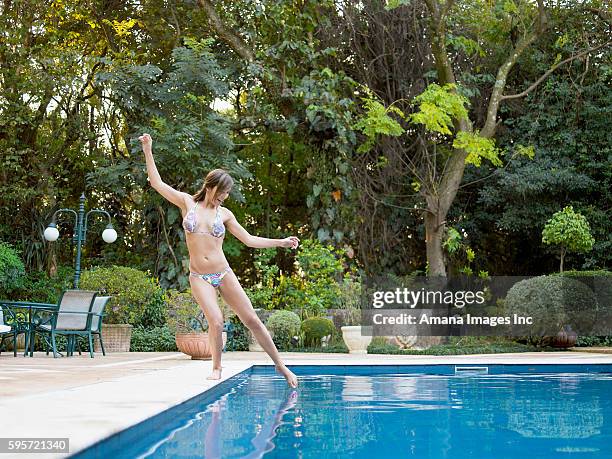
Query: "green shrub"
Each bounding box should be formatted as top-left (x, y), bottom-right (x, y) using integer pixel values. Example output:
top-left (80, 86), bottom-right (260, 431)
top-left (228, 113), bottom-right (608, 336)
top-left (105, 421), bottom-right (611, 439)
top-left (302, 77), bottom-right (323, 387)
top-left (290, 342), bottom-right (349, 353)
top-left (0, 242), bottom-right (25, 293)
top-left (504, 275), bottom-right (598, 346)
top-left (556, 270), bottom-right (612, 344)
top-left (576, 335), bottom-right (612, 347)
top-left (165, 289), bottom-right (207, 333)
top-left (9, 266), bottom-right (74, 303)
top-left (130, 325), bottom-right (178, 351)
top-left (367, 341), bottom-right (551, 355)
top-left (139, 289), bottom-right (167, 329)
top-left (244, 249), bottom-right (279, 310)
top-left (244, 240), bottom-right (348, 316)
top-left (295, 239), bottom-right (345, 317)
top-left (301, 317), bottom-right (335, 347)
top-left (266, 310), bottom-right (301, 350)
top-left (226, 315), bottom-right (249, 351)
top-left (80, 266), bottom-right (163, 325)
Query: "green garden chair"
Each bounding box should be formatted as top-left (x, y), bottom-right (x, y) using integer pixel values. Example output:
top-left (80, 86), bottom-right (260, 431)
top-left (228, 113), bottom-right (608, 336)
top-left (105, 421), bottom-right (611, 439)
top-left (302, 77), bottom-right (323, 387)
top-left (70, 296), bottom-right (111, 357)
top-left (36, 290), bottom-right (101, 358)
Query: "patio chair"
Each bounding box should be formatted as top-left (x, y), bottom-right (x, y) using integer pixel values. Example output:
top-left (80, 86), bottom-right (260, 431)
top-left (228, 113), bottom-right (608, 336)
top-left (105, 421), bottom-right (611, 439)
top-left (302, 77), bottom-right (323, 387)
top-left (71, 296), bottom-right (111, 357)
top-left (36, 290), bottom-right (100, 358)
top-left (0, 305), bottom-right (19, 357)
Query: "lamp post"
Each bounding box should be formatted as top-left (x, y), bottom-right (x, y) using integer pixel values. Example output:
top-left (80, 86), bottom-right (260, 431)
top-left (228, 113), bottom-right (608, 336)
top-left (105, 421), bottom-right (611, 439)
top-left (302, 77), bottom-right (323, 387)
top-left (44, 193), bottom-right (117, 288)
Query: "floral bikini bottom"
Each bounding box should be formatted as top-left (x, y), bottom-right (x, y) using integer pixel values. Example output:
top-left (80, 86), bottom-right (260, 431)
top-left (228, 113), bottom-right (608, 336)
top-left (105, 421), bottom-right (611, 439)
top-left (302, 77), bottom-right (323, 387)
top-left (190, 267), bottom-right (232, 289)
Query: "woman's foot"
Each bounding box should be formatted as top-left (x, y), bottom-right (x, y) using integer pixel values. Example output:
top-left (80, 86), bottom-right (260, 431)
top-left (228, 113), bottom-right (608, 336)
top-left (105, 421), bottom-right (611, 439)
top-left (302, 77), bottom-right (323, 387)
top-left (276, 364), bottom-right (298, 388)
top-left (207, 367), bottom-right (222, 380)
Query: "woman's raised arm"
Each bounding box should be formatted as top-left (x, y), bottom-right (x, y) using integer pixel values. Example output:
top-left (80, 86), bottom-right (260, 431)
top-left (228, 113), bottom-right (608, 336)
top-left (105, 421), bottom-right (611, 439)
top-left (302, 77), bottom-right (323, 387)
top-left (224, 208), bottom-right (299, 249)
top-left (139, 134), bottom-right (189, 211)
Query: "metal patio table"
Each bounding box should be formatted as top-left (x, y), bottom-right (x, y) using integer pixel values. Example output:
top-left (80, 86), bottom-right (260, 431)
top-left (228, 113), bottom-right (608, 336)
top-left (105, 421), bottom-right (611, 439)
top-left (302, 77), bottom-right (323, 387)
top-left (0, 301), bottom-right (59, 356)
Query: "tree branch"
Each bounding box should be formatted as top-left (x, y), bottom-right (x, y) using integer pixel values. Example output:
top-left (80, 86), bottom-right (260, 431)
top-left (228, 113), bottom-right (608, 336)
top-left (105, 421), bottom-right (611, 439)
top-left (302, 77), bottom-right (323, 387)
top-left (500, 41), bottom-right (612, 101)
top-left (197, 0), bottom-right (255, 62)
top-left (423, 0), bottom-right (456, 85)
top-left (480, 0), bottom-right (548, 138)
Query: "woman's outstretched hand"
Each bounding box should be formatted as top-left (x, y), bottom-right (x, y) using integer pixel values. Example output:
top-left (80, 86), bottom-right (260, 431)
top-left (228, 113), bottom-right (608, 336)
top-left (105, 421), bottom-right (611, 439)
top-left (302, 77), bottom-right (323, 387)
top-left (280, 236), bottom-right (300, 249)
top-left (138, 133), bottom-right (152, 153)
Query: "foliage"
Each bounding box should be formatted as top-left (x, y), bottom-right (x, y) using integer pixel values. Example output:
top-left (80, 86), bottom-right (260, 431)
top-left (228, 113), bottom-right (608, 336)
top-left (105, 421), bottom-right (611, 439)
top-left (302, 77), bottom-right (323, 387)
top-left (367, 341), bottom-right (554, 355)
top-left (138, 289), bottom-right (167, 329)
top-left (293, 239), bottom-right (345, 317)
top-left (442, 227), bottom-right (483, 276)
top-left (453, 131), bottom-right (502, 167)
top-left (244, 248), bottom-right (279, 310)
top-left (337, 275), bottom-right (363, 326)
top-left (165, 289), bottom-right (207, 334)
top-left (353, 90), bottom-right (405, 154)
top-left (225, 315), bottom-right (249, 351)
top-left (542, 206), bottom-right (595, 272)
top-left (301, 317), bottom-right (335, 347)
top-left (79, 266), bottom-right (163, 325)
top-left (289, 342), bottom-right (349, 353)
top-left (1, 0), bottom-right (610, 319)
top-left (266, 310), bottom-right (301, 350)
top-left (575, 335), bottom-right (612, 347)
top-left (553, 270), bottom-right (612, 332)
top-left (130, 325), bottom-right (178, 352)
top-left (245, 240), bottom-right (346, 317)
top-left (504, 275), bottom-right (598, 346)
top-left (7, 267), bottom-right (74, 303)
top-left (408, 84), bottom-right (469, 136)
top-left (0, 243), bottom-right (25, 293)
top-left (473, 52), bottom-right (611, 274)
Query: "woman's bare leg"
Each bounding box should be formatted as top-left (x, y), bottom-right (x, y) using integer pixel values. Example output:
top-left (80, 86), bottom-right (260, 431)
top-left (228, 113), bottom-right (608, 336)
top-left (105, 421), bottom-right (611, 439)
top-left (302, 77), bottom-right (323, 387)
top-left (190, 276), bottom-right (225, 380)
top-left (219, 271), bottom-right (298, 388)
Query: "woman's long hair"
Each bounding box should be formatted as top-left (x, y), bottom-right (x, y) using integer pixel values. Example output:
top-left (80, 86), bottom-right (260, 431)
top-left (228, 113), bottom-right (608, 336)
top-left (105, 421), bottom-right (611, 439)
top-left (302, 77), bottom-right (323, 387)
top-left (193, 169), bottom-right (234, 203)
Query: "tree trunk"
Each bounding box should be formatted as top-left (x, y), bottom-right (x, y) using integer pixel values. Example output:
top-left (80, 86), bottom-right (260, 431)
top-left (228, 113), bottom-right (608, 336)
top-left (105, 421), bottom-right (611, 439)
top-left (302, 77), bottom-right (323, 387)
top-left (560, 247), bottom-right (566, 273)
top-left (424, 212), bottom-right (446, 277)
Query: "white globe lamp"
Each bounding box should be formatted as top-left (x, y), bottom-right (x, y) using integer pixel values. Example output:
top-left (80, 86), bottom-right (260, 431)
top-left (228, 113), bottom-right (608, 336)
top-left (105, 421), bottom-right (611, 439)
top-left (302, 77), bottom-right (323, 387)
top-left (44, 224), bottom-right (60, 242)
top-left (102, 225), bottom-right (118, 243)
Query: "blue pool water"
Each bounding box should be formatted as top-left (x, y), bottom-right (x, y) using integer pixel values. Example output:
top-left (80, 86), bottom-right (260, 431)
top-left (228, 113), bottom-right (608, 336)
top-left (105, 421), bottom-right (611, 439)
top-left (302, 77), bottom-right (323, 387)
top-left (73, 365), bottom-right (612, 458)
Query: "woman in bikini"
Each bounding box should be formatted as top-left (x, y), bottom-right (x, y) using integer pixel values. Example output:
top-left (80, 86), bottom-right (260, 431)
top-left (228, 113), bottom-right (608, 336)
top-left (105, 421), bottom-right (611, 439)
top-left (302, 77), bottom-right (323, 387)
top-left (139, 133), bottom-right (298, 388)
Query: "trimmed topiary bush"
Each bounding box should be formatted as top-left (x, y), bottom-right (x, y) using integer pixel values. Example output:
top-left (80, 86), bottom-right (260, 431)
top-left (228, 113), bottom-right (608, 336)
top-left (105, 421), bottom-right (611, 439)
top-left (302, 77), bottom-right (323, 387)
top-left (542, 206), bottom-right (595, 272)
top-left (80, 266), bottom-right (164, 325)
top-left (266, 310), bottom-right (301, 350)
top-left (301, 317), bottom-right (335, 347)
top-left (0, 242), bottom-right (25, 293)
top-left (504, 275), bottom-right (598, 346)
top-left (554, 270), bottom-right (612, 339)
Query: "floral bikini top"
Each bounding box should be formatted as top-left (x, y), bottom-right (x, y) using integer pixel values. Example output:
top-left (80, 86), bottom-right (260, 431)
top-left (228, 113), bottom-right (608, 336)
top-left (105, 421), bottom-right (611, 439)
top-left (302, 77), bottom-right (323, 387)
top-left (182, 201), bottom-right (226, 238)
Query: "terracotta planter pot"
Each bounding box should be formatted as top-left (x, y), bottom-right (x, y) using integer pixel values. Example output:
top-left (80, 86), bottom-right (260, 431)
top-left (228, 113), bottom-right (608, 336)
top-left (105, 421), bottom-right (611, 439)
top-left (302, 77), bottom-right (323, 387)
top-left (553, 326), bottom-right (577, 348)
top-left (341, 326), bottom-right (373, 354)
top-left (95, 324), bottom-right (133, 353)
top-left (2, 333), bottom-right (26, 351)
top-left (176, 332), bottom-right (227, 360)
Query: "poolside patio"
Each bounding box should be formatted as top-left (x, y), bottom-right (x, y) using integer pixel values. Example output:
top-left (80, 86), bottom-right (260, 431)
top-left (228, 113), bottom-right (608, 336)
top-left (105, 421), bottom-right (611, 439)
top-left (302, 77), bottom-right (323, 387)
top-left (2, 350), bottom-right (612, 458)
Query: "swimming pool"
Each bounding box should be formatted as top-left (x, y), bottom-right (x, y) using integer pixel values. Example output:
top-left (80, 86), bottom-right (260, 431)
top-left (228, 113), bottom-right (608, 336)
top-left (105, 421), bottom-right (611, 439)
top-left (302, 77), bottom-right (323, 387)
top-left (71, 364), bottom-right (612, 458)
